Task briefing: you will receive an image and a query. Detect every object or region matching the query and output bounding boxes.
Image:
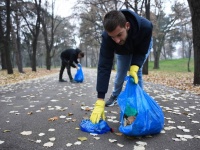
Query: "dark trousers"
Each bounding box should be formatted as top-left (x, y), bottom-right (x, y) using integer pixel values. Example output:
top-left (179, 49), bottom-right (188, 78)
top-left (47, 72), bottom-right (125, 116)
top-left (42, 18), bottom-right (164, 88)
top-left (59, 61), bottom-right (73, 81)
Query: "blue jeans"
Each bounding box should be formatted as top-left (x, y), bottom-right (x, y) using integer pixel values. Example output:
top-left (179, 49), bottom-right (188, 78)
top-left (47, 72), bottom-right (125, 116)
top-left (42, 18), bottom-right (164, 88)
top-left (112, 38), bottom-right (153, 97)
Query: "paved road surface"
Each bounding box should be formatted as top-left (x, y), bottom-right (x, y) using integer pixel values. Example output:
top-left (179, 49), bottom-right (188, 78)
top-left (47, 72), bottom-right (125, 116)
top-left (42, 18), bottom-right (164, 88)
top-left (0, 68), bottom-right (199, 150)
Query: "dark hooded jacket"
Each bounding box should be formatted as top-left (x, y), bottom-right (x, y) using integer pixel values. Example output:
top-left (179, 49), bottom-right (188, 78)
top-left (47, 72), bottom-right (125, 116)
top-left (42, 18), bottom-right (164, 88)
top-left (60, 48), bottom-right (81, 68)
top-left (97, 9), bottom-right (153, 99)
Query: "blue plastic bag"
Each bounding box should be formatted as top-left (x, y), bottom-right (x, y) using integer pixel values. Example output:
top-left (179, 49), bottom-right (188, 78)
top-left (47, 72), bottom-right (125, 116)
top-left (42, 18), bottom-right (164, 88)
top-left (80, 119), bottom-right (111, 134)
top-left (74, 64), bottom-right (84, 82)
top-left (118, 76), bottom-right (164, 136)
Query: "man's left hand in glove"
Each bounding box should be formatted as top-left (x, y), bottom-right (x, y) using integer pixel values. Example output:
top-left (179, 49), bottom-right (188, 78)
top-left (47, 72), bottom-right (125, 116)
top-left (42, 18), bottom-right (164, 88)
top-left (129, 65), bottom-right (139, 84)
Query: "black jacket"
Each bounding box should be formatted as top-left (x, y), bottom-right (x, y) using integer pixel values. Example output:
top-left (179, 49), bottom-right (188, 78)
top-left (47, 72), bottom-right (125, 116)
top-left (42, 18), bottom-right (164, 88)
top-left (97, 9), bottom-right (153, 99)
top-left (60, 48), bottom-right (81, 68)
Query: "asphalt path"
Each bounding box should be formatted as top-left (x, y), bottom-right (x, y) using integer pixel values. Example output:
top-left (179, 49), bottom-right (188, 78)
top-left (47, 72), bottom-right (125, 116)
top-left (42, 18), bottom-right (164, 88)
top-left (0, 68), bottom-right (199, 150)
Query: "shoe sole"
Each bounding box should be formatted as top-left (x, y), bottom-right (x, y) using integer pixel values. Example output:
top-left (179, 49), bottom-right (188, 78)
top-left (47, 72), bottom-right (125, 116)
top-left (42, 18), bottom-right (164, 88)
top-left (105, 101), bottom-right (117, 107)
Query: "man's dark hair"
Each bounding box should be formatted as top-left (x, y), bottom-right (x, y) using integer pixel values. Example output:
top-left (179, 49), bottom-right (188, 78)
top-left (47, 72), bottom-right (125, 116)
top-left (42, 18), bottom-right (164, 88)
top-left (103, 10), bottom-right (127, 32)
top-left (79, 52), bottom-right (84, 58)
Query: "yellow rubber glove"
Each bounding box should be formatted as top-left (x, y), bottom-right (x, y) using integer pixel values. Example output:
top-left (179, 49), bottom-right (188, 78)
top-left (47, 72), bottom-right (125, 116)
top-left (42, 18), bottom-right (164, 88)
top-left (129, 65), bottom-right (139, 84)
top-left (90, 99), bottom-right (105, 124)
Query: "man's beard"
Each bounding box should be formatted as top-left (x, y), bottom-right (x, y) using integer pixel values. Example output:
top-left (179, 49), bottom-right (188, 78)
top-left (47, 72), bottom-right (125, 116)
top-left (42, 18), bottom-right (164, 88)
top-left (118, 30), bottom-right (128, 45)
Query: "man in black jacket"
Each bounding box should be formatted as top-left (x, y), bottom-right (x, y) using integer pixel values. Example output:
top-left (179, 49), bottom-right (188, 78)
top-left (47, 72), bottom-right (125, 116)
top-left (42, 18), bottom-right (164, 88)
top-left (90, 9), bottom-right (153, 124)
top-left (59, 48), bottom-right (84, 83)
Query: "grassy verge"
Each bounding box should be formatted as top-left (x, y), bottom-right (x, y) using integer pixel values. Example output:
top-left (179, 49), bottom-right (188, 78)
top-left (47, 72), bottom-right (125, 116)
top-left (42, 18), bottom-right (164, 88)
top-left (148, 58), bottom-right (194, 72)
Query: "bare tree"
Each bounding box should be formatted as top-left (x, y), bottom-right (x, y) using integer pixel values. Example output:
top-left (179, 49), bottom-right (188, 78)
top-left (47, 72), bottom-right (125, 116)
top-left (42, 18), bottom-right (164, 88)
top-left (142, 0), bottom-right (151, 75)
top-left (18, 0), bottom-right (42, 72)
top-left (151, 0), bottom-right (181, 69)
top-left (75, 0), bottom-right (124, 68)
top-left (187, 0), bottom-right (200, 85)
top-left (40, 0), bottom-right (63, 70)
top-left (0, 4), bottom-right (7, 70)
top-left (5, 0), bottom-right (13, 74)
top-left (12, 1), bottom-right (24, 73)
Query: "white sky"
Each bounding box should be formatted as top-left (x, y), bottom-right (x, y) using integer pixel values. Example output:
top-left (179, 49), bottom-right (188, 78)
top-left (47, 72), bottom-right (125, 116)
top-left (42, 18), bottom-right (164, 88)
top-left (54, 0), bottom-right (188, 17)
top-left (54, 0), bottom-right (76, 17)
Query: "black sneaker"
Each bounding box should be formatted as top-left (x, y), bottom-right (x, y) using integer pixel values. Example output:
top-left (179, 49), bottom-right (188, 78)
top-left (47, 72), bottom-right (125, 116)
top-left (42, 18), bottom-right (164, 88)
top-left (59, 79), bottom-right (67, 82)
top-left (70, 79), bottom-right (77, 83)
top-left (105, 95), bottom-right (117, 107)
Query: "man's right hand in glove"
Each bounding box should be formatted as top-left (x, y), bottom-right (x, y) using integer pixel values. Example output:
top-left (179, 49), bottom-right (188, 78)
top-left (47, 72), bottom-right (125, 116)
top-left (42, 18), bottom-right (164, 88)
top-left (90, 99), bottom-right (105, 124)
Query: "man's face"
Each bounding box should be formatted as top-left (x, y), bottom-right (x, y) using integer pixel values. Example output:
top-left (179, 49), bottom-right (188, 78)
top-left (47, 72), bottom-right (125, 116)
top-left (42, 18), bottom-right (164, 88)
top-left (107, 22), bottom-right (130, 45)
top-left (78, 54), bottom-right (82, 59)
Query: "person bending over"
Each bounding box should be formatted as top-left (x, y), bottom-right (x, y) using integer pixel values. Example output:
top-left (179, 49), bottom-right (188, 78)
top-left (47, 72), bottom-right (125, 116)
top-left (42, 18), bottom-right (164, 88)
top-left (90, 9), bottom-right (153, 124)
top-left (59, 48), bottom-right (84, 83)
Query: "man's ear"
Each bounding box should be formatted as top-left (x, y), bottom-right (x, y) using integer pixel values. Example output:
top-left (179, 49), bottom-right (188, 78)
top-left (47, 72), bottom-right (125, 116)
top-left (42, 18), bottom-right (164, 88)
top-left (125, 22), bottom-right (130, 30)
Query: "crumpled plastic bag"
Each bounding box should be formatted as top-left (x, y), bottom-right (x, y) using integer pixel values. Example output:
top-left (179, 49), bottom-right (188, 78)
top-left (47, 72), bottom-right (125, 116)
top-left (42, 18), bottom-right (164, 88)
top-left (74, 64), bottom-right (84, 82)
top-left (80, 119), bottom-right (111, 134)
top-left (118, 76), bottom-right (164, 136)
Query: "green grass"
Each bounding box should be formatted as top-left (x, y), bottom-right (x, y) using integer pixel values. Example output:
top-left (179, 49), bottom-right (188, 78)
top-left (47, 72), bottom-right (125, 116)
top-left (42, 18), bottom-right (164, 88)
top-left (148, 58), bottom-right (194, 72)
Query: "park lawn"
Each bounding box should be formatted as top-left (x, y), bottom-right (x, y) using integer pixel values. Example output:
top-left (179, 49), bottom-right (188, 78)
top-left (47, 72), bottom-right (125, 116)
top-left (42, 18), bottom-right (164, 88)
top-left (148, 58), bottom-right (194, 72)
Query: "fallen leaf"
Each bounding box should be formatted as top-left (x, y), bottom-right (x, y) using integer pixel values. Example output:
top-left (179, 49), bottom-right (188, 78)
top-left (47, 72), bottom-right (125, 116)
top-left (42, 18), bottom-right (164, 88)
top-left (36, 140), bottom-right (42, 143)
top-left (109, 139), bottom-right (117, 143)
top-left (172, 138), bottom-right (181, 141)
top-left (59, 115), bottom-right (66, 118)
top-left (194, 135), bottom-right (200, 139)
top-left (74, 141), bottom-right (81, 145)
top-left (78, 137), bottom-right (87, 141)
top-left (50, 99), bottom-right (59, 102)
top-left (3, 130), bottom-right (11, 133)
top-left (115, 132), bottom-right (123, 136)
top-left (117, 143), bottom-right (124, 147)
top-left (0, 140), bottom-right (4, 144)
top-left (191, 120), bottom-right (199, 123)
top-left (41, 107), bottom-right (45, 110)
top-left (49, 137), bottom-right (56, 141)
top-left (84, 107), bottom-right (91, 111)
top-left (68, 113), bottom-right (73, 116)
top-left (20, 131), bottom-right (32, 135)
top-left (66, 143), bottom-right (73, 147)
top-left (27, 111), bottom-right (33, 115)
top-left (38, 133), bottom-right (45, 136)
top-left (72, 119), bottom-right (76, 122)
top-left (133, 145), bottom-right (145, 150)
top-left (94, 137), bottom-right (100, 140)
top-left (43, 142), bottom-right (54, 147)
top-left (136, 141), bottom-right (147, 146)
top-left (48, 128), bottom-right (55, 132)
top-left (182, 129), bottom-right (190, 132)
top-left (48, 116), bottom-right (59, 121)
top-left (90, 133), bottom-right (98, 136)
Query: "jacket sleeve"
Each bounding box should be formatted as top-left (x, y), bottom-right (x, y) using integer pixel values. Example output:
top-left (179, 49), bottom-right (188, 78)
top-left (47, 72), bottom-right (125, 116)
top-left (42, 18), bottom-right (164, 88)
top-left (97, 33), bottom-right (114, 99)
top-left (69, 52), bottom-right (77, 68)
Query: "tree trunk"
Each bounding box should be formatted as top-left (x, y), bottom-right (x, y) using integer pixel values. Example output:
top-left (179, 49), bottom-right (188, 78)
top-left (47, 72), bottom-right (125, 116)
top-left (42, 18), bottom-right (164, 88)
top-left (153, 52), bottom-right (159, 69)
top-left (187, 0), bottom-right (200, 85)
top-left (16, 13), bottom-right (24, 73)
top-left (46, 49), bottom-right (51, 70)
top-left (142, 0), bottom-right (151, 75)
top-left (31, 0), bottom-right (41, 72)
top-left (5, 0), bottom-right (13, 74)
top-left (0, 12), bottom-right (7, 70)
top-left (187, 41), bottom-right (192, 72)
top-left (32, 38), bottom-right (37, 72)
top-left (0, 48), bottom-right (7, 70)
top-left (153, 38), bottom-right (159, 69)
top-left (11, 19), bottom-right (24, 73)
